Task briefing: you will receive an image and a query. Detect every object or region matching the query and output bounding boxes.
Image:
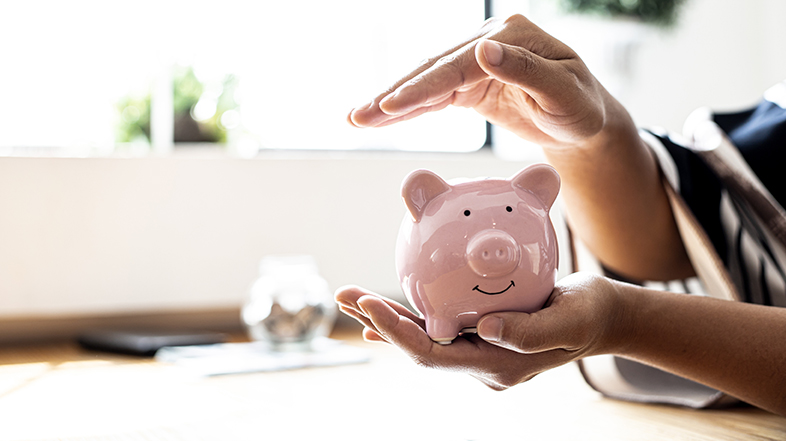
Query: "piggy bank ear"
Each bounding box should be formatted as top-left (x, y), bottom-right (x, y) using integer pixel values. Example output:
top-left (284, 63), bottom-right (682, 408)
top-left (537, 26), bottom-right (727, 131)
top-left (401, 169), bottom-right (451, 222)
top-left (511, 163), bottom-right (561, 209)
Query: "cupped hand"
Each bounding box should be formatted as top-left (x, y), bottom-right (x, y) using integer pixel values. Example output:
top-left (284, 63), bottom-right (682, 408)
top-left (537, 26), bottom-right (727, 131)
top-left (334, 272), bottom-right (624, 390)
top-left (347, 14), bottom-right (610, 149)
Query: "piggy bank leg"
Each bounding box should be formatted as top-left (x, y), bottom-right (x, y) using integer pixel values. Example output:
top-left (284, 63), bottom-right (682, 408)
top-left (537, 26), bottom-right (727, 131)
top-left (426, 317), bottom-right (462, 345)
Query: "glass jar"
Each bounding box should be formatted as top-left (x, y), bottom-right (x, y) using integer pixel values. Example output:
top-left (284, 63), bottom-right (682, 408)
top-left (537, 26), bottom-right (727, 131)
top-left (241, 255), bottom-right (336, 350)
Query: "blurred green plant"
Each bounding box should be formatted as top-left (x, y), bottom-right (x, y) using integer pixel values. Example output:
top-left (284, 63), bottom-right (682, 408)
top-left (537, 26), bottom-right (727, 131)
top-left (115, 94), bottom-right (151, 143)
top-left (173, 65), bottom-right (239, 144)
top-left (115, 66), bottom-right (239, 145)
top-left (560, 0), bottom-right (686, 26)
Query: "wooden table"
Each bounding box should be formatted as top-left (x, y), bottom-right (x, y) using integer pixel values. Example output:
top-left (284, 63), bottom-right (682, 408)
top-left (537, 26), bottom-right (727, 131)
top-left (0, 327), bottom-right (783, 441)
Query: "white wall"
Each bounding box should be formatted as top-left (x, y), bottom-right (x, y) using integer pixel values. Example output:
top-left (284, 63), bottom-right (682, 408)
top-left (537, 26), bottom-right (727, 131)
top-left (0, 152), bottom-right (542, 319)
top-left (4, 0), bottom-right (784, 321)
top-left (533, 0), bottom-right (786, 134)
top-left (493, 0), bottom-right (786, 133)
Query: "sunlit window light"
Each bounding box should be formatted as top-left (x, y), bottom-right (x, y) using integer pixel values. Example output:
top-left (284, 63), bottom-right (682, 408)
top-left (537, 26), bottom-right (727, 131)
top-left (0, 0), bottom-right (487, 156)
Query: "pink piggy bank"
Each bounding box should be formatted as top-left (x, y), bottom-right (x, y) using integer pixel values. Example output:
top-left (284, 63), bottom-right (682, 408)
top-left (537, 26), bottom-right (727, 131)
top-left (395, 163), bottom-right (561, 344)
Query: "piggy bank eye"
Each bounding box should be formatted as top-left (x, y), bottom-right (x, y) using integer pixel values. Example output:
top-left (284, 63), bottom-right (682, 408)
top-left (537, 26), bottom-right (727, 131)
top-left (506, 206), bottom-right (513, 212)
top-left (463, 210), bottom-right (471, 217)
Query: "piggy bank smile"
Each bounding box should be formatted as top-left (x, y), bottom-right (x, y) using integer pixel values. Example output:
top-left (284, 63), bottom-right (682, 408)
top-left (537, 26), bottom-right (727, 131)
top-left (395, 164), bottom-right (561, 344)
top-left (473, 280), bottom-right (515, 295)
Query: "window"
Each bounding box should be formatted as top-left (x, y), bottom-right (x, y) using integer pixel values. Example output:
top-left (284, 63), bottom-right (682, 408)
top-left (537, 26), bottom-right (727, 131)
top-left (0, 1), bottom-right (487, 156)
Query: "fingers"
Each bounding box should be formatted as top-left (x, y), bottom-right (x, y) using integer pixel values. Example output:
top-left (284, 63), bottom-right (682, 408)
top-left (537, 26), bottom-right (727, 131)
top-left (362, 327), bottom-right (386, 343)
top-left (337, 287), bottom-right (452, 368)
top-left (336, 286), bottom-right (506, 371)
top-left (348, 44), bottom-right (486, 128)
top-left (476, 39), bottom-right (577, 115)
top-left (346, 14), bottom-right (553, 128)
top-left (476, 39), bottom-right (546, 93)
top-left (374, 95), bottom-right (454, 128)
top-left (381, 43), bottom-right (487, 115)
top-left (334, 285), bottom-right (424, 326)
top-left (335, 284), bottom-right (429, 346)
top-left (338, 301), bottom-right (377, 333)
top-left (355, 295), bottom-right (436, 362)
top-left (476, 300), bottom-right (585, 355)
top-left (347, 18), bottom-right (502, 129)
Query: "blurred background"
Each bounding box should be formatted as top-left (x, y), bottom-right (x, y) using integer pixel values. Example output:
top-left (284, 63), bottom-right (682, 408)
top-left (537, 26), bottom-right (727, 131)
top-left (0, 0), bottom-right (784, 341)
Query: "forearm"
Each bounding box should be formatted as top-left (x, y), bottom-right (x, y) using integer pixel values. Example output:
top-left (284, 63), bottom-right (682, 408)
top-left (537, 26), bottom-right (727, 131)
top-left (611, 280), bottom-right (786, 415)
top-left (542, 89), bottom-right (693, 281)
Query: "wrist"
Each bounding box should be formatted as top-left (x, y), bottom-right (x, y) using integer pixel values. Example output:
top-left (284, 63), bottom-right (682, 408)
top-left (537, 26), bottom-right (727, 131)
top-left (600, 278), bottom-right (643, 357)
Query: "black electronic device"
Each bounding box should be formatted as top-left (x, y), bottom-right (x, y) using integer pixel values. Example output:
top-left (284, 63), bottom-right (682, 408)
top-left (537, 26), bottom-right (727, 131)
top-left (77, 328), bottom-right (228, 356)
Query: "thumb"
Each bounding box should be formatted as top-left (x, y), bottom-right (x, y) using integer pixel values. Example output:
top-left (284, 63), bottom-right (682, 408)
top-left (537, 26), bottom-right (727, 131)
top-left (477, 310), bottom-right (576, 354)
top-left (475, 39), bottom-right (575, 107)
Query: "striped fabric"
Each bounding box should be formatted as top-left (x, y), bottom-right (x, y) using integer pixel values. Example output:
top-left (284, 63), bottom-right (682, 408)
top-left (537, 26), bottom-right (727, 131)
top-left (576, 83), bottom-right (786, 409)
top-left (642, 81), bottom-right (786, 307)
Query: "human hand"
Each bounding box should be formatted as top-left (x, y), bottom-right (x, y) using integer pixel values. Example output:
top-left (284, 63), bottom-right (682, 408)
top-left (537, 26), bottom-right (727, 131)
top-left (347, 14), bottom-right (612, 150)
top-left (335, 272), bottom-right (624, 390)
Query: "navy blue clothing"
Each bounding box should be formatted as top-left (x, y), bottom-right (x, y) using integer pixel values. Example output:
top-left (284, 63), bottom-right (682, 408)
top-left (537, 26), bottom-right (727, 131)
top-left (646, 93), bottom-right (786, 307)
top-left (716, 100), bottom-right (786, 206)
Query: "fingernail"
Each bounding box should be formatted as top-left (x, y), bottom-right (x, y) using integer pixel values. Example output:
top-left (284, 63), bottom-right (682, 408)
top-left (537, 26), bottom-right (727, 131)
top-left (478, 316), bottom-right (503, 343)
top-left (380, 88), bottom-right (417, 116)
top-left (482, 40), bottom-right (503, 66)
top-left (349, 100), bottom-right (374, 120)
top-left (354, 100), bottom-right (374, 111)
top-left (356, 301), bottom-right (370, 317)
top-left (379, 90), bottom-right (400, 111)
top-left (336, 300), bottom-right (354, 311)
top-left (339, 306), bottom-right (362, 320)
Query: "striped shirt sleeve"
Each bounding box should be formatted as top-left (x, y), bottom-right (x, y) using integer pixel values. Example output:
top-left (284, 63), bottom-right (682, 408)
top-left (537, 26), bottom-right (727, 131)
top-left (641, 86), bottom-right (786, 307)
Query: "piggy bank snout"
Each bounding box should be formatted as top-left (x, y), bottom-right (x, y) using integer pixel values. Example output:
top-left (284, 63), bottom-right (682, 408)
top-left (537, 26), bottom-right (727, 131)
top-left (466, 229), bottom-right (520, 277)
